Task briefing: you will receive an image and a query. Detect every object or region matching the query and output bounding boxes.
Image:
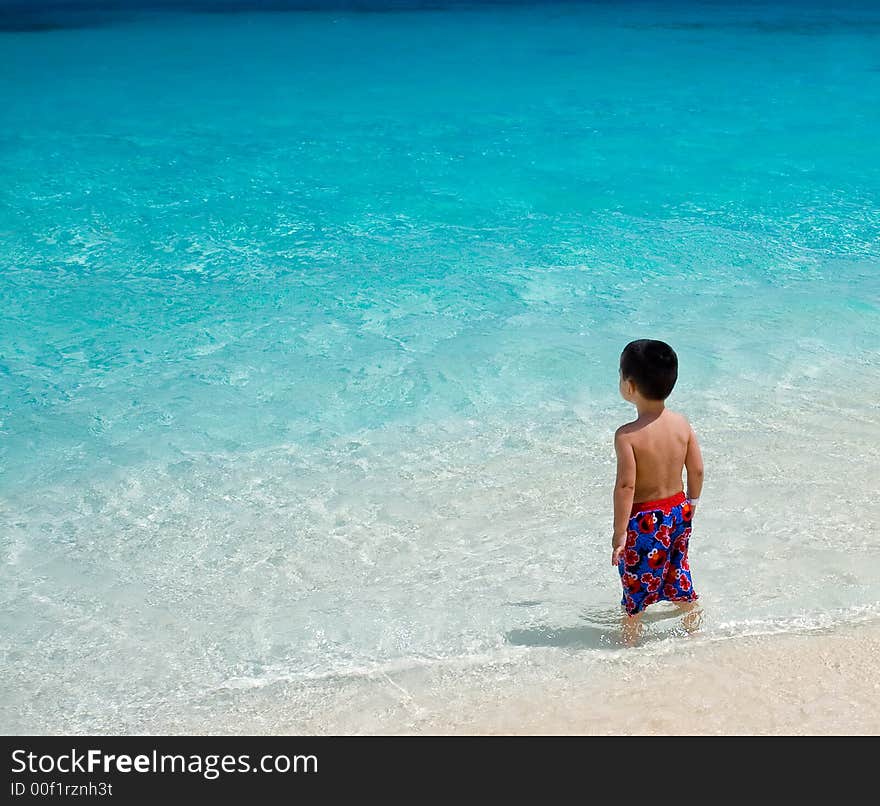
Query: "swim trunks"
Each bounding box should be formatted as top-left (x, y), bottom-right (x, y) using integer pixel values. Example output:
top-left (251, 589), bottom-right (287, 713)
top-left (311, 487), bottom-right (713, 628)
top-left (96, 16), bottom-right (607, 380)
top-left (618, 490), bottom-right (698, 616)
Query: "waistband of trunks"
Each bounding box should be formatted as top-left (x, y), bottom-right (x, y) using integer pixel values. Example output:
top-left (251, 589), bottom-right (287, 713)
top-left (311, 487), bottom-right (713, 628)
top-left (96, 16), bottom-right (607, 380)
top-left (630, 490), bottom-right (687, 517)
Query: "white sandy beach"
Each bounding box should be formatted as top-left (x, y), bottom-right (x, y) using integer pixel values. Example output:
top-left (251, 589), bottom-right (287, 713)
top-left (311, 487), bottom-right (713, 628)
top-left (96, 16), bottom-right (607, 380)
top-left (257, 618), bottom-right (879, 737)
top-left (399, 621), bottom-right (880, 735)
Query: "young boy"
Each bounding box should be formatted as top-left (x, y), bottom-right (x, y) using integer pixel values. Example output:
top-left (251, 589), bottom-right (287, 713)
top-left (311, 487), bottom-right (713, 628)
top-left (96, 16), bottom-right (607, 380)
top-left (611, 339), bottom-right (704, 641)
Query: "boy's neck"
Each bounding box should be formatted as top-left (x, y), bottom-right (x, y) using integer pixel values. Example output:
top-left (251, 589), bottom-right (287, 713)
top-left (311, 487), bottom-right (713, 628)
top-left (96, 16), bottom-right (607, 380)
top-left (634, 398), bottom-right (666, 419)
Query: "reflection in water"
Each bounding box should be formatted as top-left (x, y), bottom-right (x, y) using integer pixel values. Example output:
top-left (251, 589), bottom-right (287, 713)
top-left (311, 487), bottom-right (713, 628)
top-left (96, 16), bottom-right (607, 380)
top-left (506, 603), bottom-right (705, 649)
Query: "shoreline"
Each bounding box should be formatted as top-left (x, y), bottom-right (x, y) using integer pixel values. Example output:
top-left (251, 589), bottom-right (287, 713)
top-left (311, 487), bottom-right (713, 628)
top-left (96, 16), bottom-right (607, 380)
top-left (7, 617), bottom-right (880, 735)
top-left (392, 619), bottom-right (880, 735)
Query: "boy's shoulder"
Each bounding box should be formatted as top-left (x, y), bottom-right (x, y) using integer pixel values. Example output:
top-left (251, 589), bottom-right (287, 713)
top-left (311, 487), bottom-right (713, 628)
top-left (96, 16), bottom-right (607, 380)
top-left (664, 408), bottom-right (691, 428)
top-left (661, 409), bottom-right (694, 436)
top-left (615, 409), bottom-right (692, 439)
top-left (614, 420), bottom-right (639, 439)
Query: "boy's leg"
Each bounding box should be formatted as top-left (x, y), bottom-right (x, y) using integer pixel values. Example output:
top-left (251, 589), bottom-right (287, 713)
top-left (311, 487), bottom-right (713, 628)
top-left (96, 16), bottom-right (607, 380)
top-left (620, 608), bottom-right (643, 645)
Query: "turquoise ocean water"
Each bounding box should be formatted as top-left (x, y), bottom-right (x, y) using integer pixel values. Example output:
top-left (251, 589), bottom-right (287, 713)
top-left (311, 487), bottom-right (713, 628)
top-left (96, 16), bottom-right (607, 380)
top-left (2, 1), bottom-right (879, 733)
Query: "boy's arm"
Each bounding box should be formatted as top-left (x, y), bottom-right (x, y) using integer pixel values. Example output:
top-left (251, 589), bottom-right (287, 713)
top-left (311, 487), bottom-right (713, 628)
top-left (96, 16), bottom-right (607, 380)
top-left (684, 423), bottom-right (704, 507)
top-left (611, 429), bottom-right (636, 565)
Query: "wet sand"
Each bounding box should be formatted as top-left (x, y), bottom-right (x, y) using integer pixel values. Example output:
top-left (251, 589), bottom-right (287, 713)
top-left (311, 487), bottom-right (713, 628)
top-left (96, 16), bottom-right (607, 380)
top-left (405, 620), bottom-right (880, 735)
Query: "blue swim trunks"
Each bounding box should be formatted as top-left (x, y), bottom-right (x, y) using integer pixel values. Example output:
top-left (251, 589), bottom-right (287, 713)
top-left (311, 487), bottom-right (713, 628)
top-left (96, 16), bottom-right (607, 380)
top-left (618, 490), bottom-right (698, 616)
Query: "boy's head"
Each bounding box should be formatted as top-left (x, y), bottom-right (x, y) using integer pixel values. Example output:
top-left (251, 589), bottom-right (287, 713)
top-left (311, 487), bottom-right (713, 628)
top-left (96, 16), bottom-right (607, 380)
top-left (619, 339), bottom-right (678, 402)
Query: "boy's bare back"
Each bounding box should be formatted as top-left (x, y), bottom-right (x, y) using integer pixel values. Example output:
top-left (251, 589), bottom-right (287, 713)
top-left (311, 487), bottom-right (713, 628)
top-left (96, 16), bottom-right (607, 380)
top-left (615, 409), bottom-right (700, 503)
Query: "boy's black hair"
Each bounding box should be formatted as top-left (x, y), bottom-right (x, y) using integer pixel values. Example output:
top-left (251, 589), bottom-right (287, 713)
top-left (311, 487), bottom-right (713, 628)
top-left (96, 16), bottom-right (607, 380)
top-left (619, 339), bottom-right (678, 400)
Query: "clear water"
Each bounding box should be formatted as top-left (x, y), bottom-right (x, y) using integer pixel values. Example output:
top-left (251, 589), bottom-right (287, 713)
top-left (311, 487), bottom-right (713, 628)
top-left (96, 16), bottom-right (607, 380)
top-left (1, 0), bottom-right (879, 733)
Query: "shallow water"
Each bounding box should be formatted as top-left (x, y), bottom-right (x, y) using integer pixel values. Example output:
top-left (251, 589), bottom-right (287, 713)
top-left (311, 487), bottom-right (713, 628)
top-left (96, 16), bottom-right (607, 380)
top-left (1, 0), bottom-right (879, 733)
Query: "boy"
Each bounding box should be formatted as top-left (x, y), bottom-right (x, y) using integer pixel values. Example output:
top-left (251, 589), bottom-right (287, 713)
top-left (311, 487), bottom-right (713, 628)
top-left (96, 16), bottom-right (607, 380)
top-left (611, 339), bottom-right (704, 642)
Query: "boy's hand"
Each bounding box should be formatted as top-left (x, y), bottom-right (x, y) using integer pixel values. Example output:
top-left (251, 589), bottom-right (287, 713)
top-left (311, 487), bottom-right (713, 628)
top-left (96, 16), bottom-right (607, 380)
top-left (611, 532), bottom-right (627, 566)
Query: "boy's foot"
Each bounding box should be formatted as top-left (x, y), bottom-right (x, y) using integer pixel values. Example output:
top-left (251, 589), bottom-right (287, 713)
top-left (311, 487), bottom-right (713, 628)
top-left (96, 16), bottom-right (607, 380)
top-left (676, 601), bottom-right (703, 634)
